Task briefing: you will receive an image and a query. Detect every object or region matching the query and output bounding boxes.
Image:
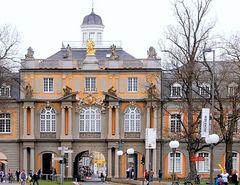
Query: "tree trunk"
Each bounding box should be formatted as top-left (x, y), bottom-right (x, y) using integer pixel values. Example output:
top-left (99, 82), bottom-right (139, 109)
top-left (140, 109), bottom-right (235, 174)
top-left (188, 148), bottom-right (197, 178)
top-left (225, 138), bottom-right (233, 174)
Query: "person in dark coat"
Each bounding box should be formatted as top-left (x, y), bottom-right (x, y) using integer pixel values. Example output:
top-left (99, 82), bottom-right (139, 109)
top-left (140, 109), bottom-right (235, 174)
top-left (32, 172), bottom-right (39, 185)
top-left (231, 170), bottom-right (239, 185)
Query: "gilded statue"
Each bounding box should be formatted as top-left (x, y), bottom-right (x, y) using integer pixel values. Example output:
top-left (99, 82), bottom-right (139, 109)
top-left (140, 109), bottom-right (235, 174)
top-left (25, 84), bottom-right (33, 98)
top-left (86, 39), bottom-right (96, 56)
top-left (63, 85), bottom-right (72, 96)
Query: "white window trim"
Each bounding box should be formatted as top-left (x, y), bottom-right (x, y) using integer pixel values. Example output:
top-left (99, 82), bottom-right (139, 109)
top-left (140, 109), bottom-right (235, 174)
top-left (79, 106), bottom-right (101, 132)
top-left (84, 77), bottom-right (96, 92)
top-left (124, 106), bottom-right (141, 132)
top-left (40, 107), bottom-right (56, 132)
top-left (232, 151), bottom-right (239, 171)
top-left (199, 83), bottom-right (210, 97)
top-left (168, 151), bottom-right (182, 173)
top-left (169, 113), bottom-right (182, 133)
top-left (170, 82), bottom-right (182, 98)
top-left (127, 77), bottom-right (138, 92)
top-left (196, 151), bottom-right (210, 173)
top-left (228, 83), bottom-right (238, 96)
top-left (0, 113), bottom-right (11, 133)
top-left (0, 85), bottom-right (11, 97)
top-left (43, 78), bottom-right (54, 93)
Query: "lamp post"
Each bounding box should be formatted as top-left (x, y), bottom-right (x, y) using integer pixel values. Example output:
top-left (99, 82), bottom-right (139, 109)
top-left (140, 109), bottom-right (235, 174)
top-left (205, 134), bottom-right (219, 185)
top-left (169, 140), bottom-right (180, 183)
top-left (116, 140), bottom-right (123, 178)
top-left (203, 48), bottom-right (215, 133)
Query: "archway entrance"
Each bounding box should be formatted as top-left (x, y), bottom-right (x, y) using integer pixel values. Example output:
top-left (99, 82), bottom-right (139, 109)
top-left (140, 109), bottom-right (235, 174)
top-left (73, 151), bottom-right (106, 181)
top-left (42, 153), bottom-right (53, 174)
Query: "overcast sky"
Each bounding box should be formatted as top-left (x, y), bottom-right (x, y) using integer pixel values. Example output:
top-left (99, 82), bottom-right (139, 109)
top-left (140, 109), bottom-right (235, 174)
top-left (0, 0), bottom-right (240, 59)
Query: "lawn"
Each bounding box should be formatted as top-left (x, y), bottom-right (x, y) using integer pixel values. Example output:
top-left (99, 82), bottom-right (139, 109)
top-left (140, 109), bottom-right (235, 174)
top-left (38, 180), bottom-right (74, 185)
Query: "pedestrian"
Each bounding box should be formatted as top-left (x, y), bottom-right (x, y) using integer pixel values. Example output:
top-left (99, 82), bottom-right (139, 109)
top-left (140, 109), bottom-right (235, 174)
top-left (144, 169), bottom-right (149, 184)
top-left (19, 170), bottom-right (27, 185)
top-left (0, 170), bottom-right (4, 183)
top-left (37, 169), bottom-right (41, 179)
top-left (8, 169), bottom-right (13, 183)
top-left (32, 172), bottom-right (39, 185)
top-left (221, 169), bottom-right (229, 185)
top-left (100, 172), bottom-right (105, 182)
top-left (231, 170), bottom-right (238, 185)
top-left (150, 169), bottom-right (154, 182)
top-left (15, 169), bottom-right (20, 182)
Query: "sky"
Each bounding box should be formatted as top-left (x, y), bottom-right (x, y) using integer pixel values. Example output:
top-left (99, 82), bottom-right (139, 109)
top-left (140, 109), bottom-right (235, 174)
top-left (0, 0), bottom-right (240, 59)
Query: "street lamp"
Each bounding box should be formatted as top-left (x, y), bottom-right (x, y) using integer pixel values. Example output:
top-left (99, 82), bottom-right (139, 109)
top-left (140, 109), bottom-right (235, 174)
top-left (203, 48), bottom-right (215, 133)
top-left (169, 140), bottom-right (179, 183)
top-left (205, 134), bottom-right (219, 185)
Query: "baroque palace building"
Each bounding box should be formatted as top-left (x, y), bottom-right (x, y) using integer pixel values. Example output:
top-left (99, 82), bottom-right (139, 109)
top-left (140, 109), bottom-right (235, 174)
top-left (1, 8), bottom-right (240, 181)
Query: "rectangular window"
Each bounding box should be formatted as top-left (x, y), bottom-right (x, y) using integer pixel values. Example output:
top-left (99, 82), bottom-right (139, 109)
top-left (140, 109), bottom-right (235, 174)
top-left (197, 153), bottom-right (209, 172)
top-left (170, 114), bottom-right (181, 132)
top-left (128, 77), bottom-right (138, 92)
top-left (89, 32), bottom-right (94, 40)
top-left (228, 86), bottom-right (236, 96)
top-left (169, 152), bottom-right (181, 172)
top-left (44, 78), bottom-right (54, 93)
top-left (171, 86), bottom-right (181, 97)
top-left (0, 86), bottom-right (11, 97)
top-left (232, 153), bottom-right (238, 170)
top-left (85, 77), bottom-right (96, 92)
top-left (199, 86), bottom-right (210, 97)
top-left (0, 113), bottom-right (11, 133)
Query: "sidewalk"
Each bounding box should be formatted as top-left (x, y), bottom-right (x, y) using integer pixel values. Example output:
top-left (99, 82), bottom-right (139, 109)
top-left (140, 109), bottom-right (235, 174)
top-left (111, 178), bottom-right (172, 185)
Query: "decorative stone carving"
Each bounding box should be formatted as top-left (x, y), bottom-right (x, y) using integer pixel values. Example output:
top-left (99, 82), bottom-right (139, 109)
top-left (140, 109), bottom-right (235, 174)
top-left (110, 44), bottom-right (119, 60)
top-left (25, 47), bottom-right (34, 59)
top-left (63, 44), bottom-right (72, 59)
top-left (147, 46), bottom-right (157, 59)
top-left (107, 86), bottom-right (117, 96)
top-left (40, 132), bottom-right (56, 138)
top-left (147, 82), bottom-right (159, 98)
top-left (63, 85), bottom-right (72, 96)
top-left (86, 39), bottom-right (96, 56)
top-left (24, 84), bottom-right (33, 98)
top-left (124, 132), bottom-right (140, 138)
top-left (76, 94), bottom-right (105, 112)
top-left (79, 132), bottom-right (101, 138)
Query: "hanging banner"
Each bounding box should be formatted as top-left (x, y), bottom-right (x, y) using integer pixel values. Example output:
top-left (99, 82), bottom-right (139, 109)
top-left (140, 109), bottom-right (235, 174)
top-left (145, 128), bottom-right (156, 149)
top-left (201, 108), bottom-right (210, 137)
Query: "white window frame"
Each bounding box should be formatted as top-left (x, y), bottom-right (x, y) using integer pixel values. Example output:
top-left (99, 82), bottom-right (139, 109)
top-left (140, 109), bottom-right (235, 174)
top-left (232, 151), bottom-right (239, 171)
top-left (43, 78), bottom-right (54, 93)
top-left (128, 77), bottom-right (138, 92)
top-left (79, 107), bottom-right (101, 132)
top-left (0, 113), bottom-right (11, 133)
top-left (124, 107), bottom-right (141, 132)
top-left (228, 83), bottom-right (238, 96)
top-left (85, 77), bottom-right (96, 92)
top-left (199, 83), bottom-right (210, 97)
top-left (0, 85), bottom-right (11, 97)
top-left (170, 113), bottom-right (182, 132)
top-left (196, 152), bottom-right (210, 172)
top-left (40, 107), bottom-right (56, 132)
top-left (170, 83), bottom-right (182, 97)
top-left (168, 151), bottom-right (182, 173)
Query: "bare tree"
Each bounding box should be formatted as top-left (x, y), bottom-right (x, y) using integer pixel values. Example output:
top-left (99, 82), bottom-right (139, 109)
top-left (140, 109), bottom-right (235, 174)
top-left (0, 24), bottom-right (20, 109)
top-left (160, 0), bottom-right (215, 178)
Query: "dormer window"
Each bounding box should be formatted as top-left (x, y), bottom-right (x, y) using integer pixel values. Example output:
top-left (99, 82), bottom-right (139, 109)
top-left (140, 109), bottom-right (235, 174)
top-left (170, 83), bottom-right (182, 97)
top-left (228, 83), bottom-right (238, 97)
top-left (199, 83), bottom-right (210, 97)
top-left (0, 84), bottom-right (11, 97)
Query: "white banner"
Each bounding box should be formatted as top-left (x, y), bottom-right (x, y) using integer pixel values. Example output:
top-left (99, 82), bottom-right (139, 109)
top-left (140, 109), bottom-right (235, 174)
top-left (145, 128), bottom-right (156, 149)
top-left (201, 108), bottom-right (210, 137)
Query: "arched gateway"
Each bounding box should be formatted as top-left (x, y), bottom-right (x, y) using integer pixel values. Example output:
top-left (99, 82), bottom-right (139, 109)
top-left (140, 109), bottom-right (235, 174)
top-left (73, 151), bottom-right (106, 181)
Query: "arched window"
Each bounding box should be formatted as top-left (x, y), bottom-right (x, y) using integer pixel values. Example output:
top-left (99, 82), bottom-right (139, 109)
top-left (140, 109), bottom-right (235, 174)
top-left (196, 152), bottom-right (210, 172)
top-left (232, 151), bottom-right (239, 171)
top-left (79, 107), bottom-right (101, 132)
top-left (124, 107), bottom-right (141, 132)
top-left (228, 82), bottom-right (238, 97)
top-left (40, 107), bottom-right (56, 132)
top-left (168, 151), bottom-right (182, 173)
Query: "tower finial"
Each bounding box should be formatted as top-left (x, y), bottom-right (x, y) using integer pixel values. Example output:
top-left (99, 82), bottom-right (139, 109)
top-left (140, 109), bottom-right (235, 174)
top-left (92, 0), bottom-right (94, 12)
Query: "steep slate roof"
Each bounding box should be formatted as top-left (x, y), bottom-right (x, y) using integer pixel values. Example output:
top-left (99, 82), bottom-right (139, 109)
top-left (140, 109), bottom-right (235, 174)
top-left (47, 48), bottom-right (136, 60)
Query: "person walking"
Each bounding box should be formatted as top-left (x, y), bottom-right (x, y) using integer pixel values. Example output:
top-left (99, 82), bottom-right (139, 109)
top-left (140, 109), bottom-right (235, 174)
top-left (32, 172), bottom-right (39, 185)
top-left (231, 170), bottom-right (238, 185)
top-left (144, 169), bottom-right (149, 185)
top-left (8, 169), bottom-right (13, 183)
top-left (221, 169), bottom-right (229, 185)
top-left (150, 169), bottom-right (154, 182)
top-left (19, 170), bottom-right (27, 185)
top-left (15, 170), bottom-right (20, 182)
